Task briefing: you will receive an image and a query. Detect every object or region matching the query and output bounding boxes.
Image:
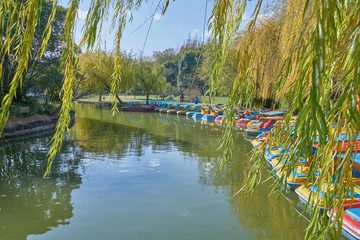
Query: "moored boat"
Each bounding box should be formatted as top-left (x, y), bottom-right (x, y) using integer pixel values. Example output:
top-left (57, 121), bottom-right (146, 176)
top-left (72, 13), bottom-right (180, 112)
top-left (167, 104), bottom-right (184, 114)
top-left (295, 163), bottom-right (360, 213)
top-left (121, 102), bottom-right (156, 112)
top-left (328, 201), bottom-right (360, 240)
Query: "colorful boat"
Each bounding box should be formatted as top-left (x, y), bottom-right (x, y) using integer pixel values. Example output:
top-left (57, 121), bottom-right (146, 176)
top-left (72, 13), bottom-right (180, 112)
top-left (177, 105), bottom-right (196, 115)
top-left (328, 201), bottom-right (360, 240)
top-left (264, 147), bottom-right (290, 162)
top-left (269, 156), bottom-right (306, 171)
top-left (159, 103), bottom-right (176, 113)
top-left (186, 106), bottom-right (202, 117)
top-left (277, 152), bottom-right (360, 190)
top-left (192, 108), bottom-right (210, 120)
top-left (154, 103), bottom-right (168, 111)
top-left (277, 165), bottom-right (319, 190)
top-left (214, 116), bottom-right (224, 126)
top-left (244, 117), bottom-right (280, 136)
top-left (295, 163), bottom-right (360, 213)
top-left (121, 102), bottom-right (156, 112)
top-left (236, 118), bottom-right (252, 129)
top-left (167, 104), bottom-right (184, 114)
top-left (201, 110), bottom-right (223, 122)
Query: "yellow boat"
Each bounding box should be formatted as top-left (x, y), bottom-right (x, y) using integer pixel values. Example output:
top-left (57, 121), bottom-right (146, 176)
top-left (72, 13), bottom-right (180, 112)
top-left (295, 163), bottom-right (360, 212)
top-left (269, 156), bottom-right (306, 170)
top-left (159, 104), bottom-right (175, 113)
top-left (251, 139), bottom-right (263, 148)
top-left (210, 111), bottom-right (219, 116)
top-left (201, 109), bottom-right (210, 114)
top-left (179, 106), bottom-right (201, 115)
top-left (276, 165), bottom-right (317, 190)
top-left (167, 104), bottom-right (186, 114)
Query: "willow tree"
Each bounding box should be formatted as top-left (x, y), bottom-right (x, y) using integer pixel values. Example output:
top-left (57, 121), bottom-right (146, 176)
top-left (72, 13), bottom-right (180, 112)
top-left (1, 0), bottom-right (360, 239)
top-left (77, 52), bottom-right (135, 102)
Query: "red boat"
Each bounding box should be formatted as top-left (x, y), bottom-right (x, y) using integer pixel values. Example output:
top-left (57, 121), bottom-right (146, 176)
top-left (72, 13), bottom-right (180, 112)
top-left (121, 102), bottom-right (156, 112)
top-left (313, 139), bottom-right (360, 153)
top-left (328, 200), bottom-right (360, 239)
top-left (236, 118), bottom-right (251, 129)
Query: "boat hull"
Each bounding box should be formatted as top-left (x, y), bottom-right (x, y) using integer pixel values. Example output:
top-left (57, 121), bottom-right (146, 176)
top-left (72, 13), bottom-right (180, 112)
top-left (121, 106), bottom-right (155, 112)
top-left (328, 201), bottom-right (360, 240)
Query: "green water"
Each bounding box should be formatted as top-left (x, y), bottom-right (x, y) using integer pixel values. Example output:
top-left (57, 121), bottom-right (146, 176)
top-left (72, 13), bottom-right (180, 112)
top-left (0, 103), bottom-right (308, 240)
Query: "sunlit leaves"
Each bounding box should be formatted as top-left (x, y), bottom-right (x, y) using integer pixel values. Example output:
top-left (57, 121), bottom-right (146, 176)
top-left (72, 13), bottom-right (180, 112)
top-left (214, 0), bottom-right (360, 238)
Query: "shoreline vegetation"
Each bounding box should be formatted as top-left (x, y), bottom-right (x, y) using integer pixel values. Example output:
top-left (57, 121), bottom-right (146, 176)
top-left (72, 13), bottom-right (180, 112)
top-left (76, 95), bottom-right (231, 106)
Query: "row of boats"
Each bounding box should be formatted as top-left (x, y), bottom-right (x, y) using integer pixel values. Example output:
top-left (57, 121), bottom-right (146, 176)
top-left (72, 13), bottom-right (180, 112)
top-left (243, 115), bottom-right (360, 239)
top-left (122, 100), bottom-right (360, 239)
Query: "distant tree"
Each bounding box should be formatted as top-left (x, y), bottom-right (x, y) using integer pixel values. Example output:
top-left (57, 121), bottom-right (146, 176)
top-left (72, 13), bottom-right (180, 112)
top-left (153, 48), bottom-right (179, 87)
top-left (177, 46), bottom-right (205, 95)
top-left (77, 52), bottom-right (135, 102)
top-left (133, 61), bottom-right (166, 104)
top-left (197, 43), bottom-right (237, 96)
top-left (152, 48), bottom-right (177, 64)
top-left (29, 58), bottom-right (64, 104)
top-left (164, 61), bottom-right (178, 86)
top-left (165, 83), bottom-right (179, 98)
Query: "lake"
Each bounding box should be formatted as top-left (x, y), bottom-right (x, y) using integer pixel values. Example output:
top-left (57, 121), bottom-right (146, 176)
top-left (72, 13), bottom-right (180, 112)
top-left (0, 103), bottom-right (308, 240)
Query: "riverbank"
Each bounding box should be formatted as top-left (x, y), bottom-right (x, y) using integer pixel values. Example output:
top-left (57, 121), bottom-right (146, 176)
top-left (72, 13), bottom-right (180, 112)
top-left (2, 110), bottom-right (75, 140)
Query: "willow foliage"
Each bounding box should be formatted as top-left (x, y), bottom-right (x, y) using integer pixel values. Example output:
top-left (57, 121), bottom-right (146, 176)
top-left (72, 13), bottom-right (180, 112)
top-left (1, 0), bottom-right (360, 238)
top-left (214, 0), bottom-right (360, 239)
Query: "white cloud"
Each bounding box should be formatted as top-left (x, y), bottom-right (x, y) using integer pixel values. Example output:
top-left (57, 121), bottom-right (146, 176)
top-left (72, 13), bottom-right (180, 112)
top-left (78, 9), bottom-right (88, 20)
top-left (153, 13), bottom-right (163, 21)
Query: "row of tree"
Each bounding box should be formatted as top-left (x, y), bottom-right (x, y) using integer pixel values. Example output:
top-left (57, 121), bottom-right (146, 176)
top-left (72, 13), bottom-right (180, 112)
top-left (76, 40), bottom-right (214, 104)
top-left (75, 52), bottom-right (166, 104)
top-left (0, 1), bottom-right (235, 108)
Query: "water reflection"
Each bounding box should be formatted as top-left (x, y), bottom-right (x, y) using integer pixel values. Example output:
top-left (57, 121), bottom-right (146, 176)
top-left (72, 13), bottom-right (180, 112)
top-left (0, 103), bottom-right (308, 240)
top-left (0, 136), bottom-right (82, 240)
top-left (71, 104), bottom-right (308, 239)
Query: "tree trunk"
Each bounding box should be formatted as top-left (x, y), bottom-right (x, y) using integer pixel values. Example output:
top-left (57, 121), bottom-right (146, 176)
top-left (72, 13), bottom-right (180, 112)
top-left (99, 94), bottom-right (102, 102)
top-left (146, 94), bottom-right (149, 105)
top-left (115, 94), bottom-right (123, 103)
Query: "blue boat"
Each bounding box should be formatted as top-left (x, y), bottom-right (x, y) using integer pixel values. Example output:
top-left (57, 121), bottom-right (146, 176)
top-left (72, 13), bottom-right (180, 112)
top-left (184, 106), bottom-right (201, 116)
top-left (264, 147), bottom-right (290, 162)
top-left (192, 112), bottom-right (204, 119)
top-left (201, 114), bottom-right (217, 122)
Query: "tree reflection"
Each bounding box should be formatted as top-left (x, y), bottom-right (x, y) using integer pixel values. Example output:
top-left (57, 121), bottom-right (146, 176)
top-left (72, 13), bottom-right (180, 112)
top-left (0, 136), bottom-right (82, 240)
top-left (192, 136), bottom-right (308, 240)
top-left (70, 103), bottom-right (308, 239)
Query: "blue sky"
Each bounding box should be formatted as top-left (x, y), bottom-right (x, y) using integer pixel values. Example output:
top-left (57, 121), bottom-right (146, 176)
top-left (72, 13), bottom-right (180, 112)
top-left (58, 0), bottom-right (261, 57)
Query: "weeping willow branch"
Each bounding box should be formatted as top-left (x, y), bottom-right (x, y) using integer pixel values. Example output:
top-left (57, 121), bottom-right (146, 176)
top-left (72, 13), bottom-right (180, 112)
top-left (44, 0), bottom-right (79, 177)
top-left (0, 0), bottom-right (40, 132)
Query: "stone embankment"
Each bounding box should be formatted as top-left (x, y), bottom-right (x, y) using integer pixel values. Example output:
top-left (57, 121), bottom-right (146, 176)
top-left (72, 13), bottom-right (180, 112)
top-left (2, 110), bottom-right (75, 140)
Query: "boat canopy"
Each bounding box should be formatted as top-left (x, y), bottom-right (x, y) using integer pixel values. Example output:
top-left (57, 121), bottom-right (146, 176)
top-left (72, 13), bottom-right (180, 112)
top-left (260, 111), bottom-right (287, 117)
